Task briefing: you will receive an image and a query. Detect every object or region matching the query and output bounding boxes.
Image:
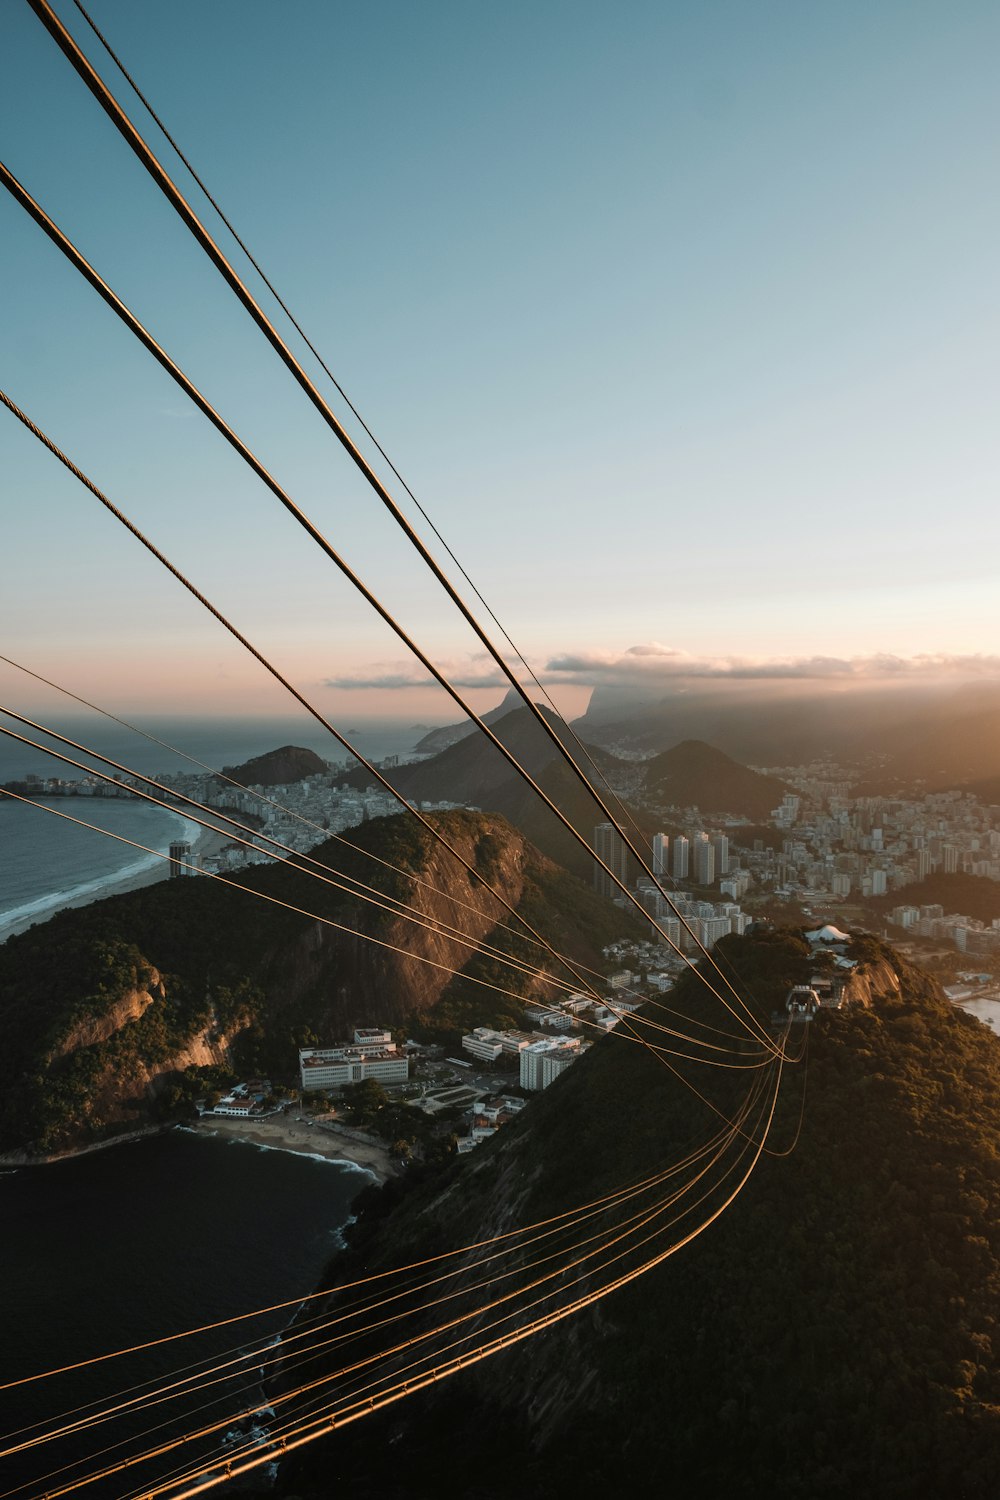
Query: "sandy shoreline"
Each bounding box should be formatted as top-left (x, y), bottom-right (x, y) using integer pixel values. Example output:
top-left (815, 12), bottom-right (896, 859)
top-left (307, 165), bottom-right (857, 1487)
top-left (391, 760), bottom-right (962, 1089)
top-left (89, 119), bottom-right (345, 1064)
top-left (1, 1115), bottom-right (397, 1182)
top-left (191, 1114), bottom-right (396, 1183)
top-left (0, 816), bottom-right (231, 943)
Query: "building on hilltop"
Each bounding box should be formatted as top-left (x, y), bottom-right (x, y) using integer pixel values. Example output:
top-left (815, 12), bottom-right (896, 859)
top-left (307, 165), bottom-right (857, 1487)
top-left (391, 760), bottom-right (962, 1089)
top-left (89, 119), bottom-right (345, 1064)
top-left (353, 1027), bottom-right (392, 1047)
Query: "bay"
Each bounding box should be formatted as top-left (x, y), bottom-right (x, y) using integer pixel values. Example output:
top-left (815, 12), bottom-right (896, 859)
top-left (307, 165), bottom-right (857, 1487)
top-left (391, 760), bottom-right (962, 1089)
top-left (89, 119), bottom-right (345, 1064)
top-left (0, 715), bottom-right (433, 941)
top-left (0, 798), bottom-right (201, 938)
top-left (0, 1131), bottom-right (369, 1497)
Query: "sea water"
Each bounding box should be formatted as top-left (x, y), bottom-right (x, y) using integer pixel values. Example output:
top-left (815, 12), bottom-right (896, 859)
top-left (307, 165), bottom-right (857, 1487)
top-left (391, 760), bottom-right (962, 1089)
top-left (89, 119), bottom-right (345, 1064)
top-left (0, 797), bottom-right (202, 936)
top-left (0, 716), bottom-right (428, 938)
top-left (0, 1131), bottom-right (371, 1497)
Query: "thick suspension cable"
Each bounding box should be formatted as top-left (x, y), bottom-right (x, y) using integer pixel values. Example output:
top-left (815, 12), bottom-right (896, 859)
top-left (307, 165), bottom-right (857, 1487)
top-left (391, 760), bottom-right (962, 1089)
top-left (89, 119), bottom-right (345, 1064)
top-left (2, 790), bottom-right (768, 1074)
top-left (46, 1062), bottom-right (783, 1500)
top-left (21, 0), bottom-right (772, 1044)
top-left (1, 1115), bottom-right (745, 1478)
top-left (0, 714), bottom-right (611, 1008)
top-left (0, 385), bottom-right (626, 1021)
top-left (67, 0), bottom-right (644, 857)
top-left (0, 286), bottom-right (770, 1051)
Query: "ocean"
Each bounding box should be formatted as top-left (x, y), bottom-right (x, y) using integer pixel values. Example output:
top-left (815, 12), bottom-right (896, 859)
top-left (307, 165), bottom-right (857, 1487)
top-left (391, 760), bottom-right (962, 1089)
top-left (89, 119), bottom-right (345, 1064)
top-left (0, 1130), bottom-right (371, 1497)
top-left (0, 718), bottom-right (415, 1493)
top-left (0, 715), bottom-right (429, 940)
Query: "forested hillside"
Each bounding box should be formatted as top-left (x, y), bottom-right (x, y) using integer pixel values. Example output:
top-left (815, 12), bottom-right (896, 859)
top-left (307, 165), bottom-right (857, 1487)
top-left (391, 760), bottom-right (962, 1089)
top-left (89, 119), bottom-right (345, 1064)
top-left (0, 811), bottom-right (639, 1157)
top-left (279, 930), bottom-right (1000, 1500)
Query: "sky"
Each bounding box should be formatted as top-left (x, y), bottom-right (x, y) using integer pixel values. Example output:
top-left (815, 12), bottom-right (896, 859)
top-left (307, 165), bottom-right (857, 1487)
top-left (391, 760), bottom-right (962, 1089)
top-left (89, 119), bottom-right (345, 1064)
top-left (1, 0), bottom-right (999, 731)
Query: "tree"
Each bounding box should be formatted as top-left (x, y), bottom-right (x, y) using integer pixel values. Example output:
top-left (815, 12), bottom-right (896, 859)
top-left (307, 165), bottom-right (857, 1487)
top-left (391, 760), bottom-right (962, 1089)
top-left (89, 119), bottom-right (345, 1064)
top-left (341, 1078), bottom-right (389, 1128)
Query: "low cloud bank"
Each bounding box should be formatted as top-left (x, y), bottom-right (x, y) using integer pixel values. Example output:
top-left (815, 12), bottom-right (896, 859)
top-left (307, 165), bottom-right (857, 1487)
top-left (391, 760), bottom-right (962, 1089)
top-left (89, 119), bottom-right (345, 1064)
top-left (325, 645), bottom-right (1000, 693)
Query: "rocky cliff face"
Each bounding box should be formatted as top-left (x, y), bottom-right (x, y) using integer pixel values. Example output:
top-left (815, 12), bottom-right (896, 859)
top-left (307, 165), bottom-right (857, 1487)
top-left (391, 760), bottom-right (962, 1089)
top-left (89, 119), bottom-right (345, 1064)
top-left (841, 950), bottom-right (943, 1010)
top-left (247, 814), bottom-right (536, 1039)
top-left (0, 811), bottom-right (632, 1158)
top-left (47, 976), bottom-right (160, 1061)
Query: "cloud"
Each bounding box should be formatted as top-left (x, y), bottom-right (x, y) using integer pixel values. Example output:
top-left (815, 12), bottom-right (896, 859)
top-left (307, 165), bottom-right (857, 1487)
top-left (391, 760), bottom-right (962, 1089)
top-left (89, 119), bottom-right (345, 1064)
top-left (323, 656), bottom-right (509, 691)
top-left (322, 645), bottom-right (1000, 694)
top-left (543, 646), bottom-right (1000, 686)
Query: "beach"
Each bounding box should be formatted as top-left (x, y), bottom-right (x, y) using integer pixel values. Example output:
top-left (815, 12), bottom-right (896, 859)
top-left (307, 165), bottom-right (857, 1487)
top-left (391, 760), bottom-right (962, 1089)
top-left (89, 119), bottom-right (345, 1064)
top-left (0, 816), bottom-right (231, 944)
top-left (191, 1112), bottom-right (397, 1183)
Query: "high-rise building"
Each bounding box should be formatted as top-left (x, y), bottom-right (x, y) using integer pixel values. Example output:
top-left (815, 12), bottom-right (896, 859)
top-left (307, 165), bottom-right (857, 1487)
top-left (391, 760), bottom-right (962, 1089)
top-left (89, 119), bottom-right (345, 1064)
top-left (672, 835), bottom-right (689, 880)
top-left (942, 844), bottom-right (959, 875)
top-left (711, 832), bottom-right (729, 877)
top-left (169, 841), bottom-right (192, 878)
top-left (693, 834), bottom-right (715, 886)
top-left (593, 822), bottom-right (629, 899)
top-left (652, 832), bottom-right (670, 877)
top-left (519, 1037), bottom-right (584, 1091)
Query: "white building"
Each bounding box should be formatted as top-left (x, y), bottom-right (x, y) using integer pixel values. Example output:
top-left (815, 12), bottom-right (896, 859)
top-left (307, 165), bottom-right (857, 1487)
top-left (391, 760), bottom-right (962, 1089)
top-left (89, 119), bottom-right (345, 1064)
top-left (672, 836), bottom-right (689, 880)
top-left (693, 834), bottom-right (715, 886)
top-left (353, 1027), bottom-right (392, 1046)
top-left (519, 1037), bottom-right (585, 1091)
top-left (299, 1033), bottom-right (408, 1091)
top-left (462, 1027), bottom-right (538, 1062)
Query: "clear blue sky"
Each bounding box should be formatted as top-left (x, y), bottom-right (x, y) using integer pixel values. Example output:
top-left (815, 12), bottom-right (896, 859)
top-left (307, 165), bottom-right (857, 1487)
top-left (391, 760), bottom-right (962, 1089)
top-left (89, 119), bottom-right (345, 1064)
top-left (2, 0), bottom-right (998, 724)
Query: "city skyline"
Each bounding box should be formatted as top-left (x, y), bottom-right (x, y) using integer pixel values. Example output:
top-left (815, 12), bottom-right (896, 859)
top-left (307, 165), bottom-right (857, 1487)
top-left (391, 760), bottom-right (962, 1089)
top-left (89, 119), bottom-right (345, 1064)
top-left (2, 0), bottom-right (998, 725)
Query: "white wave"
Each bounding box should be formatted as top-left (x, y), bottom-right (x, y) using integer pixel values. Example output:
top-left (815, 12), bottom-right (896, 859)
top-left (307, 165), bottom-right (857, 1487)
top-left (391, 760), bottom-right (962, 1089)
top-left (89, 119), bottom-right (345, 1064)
top-left (224, 1137), bottom-right (376, 1176)
top-left (0, 802), bottom-right (203, 939)
top-left (0, 851), bottom-right (162, 932)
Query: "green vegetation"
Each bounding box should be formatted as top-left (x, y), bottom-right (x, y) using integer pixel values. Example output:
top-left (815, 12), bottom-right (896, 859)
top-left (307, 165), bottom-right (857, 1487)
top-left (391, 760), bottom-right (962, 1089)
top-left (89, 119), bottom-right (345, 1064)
top-left (643, 738), bottom-right (789, 820)
top-left (219, 744), bottom-right (328, 786)
top-left (0, 811), bottom-right (629, 1155)
top-left (281, 929), bottom-right (1000, 1499)
top-left (871, 871), bottom-right (1000, 926)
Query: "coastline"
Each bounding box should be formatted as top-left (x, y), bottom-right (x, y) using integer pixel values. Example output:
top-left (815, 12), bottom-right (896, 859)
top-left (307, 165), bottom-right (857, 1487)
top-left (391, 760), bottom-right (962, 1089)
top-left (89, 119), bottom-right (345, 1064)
top-left (0, 1123), bottom-right (168, 1169)
top-left (0, 1115), bottom-right (396, 1183)
top-left (0, 814), bottom-right (231, 944)
top-left (189, 1114), bottom-right (396, 1183)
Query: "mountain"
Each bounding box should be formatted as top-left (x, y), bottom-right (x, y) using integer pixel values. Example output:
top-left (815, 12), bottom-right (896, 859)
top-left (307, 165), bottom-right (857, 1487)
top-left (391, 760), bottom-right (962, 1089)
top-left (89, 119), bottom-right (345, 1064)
top-left (0, 811), bottom-right (640, 1159)
top-left (889, 700), bottom-right (1000, 787)
top-left (352, 714), bottom-right (786, 876)
top-left (345, 707), bottom-right (638, 878)
top-left (411, 690), bottom-right (527, 755)
top-left (278, 930), bottom-right (1000, 1499)
top-left (220, 744), bottom-right (328, 786)
top-left (575, 682), bottom-right (1000, 785)
top-left (869, 871), bottom-right (1000, 926)
top-left (643, 738), bottom-right (789, 819)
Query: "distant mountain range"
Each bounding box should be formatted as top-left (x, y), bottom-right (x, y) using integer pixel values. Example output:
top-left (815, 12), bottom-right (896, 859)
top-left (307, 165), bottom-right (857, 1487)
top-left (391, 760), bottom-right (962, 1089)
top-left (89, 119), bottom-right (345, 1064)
top-left (412, 689), bottom-right (526, 754)
top-left (342, 709), bottom-right (790, 877)
top-left (572, 680), bottom-right (1000, 789)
